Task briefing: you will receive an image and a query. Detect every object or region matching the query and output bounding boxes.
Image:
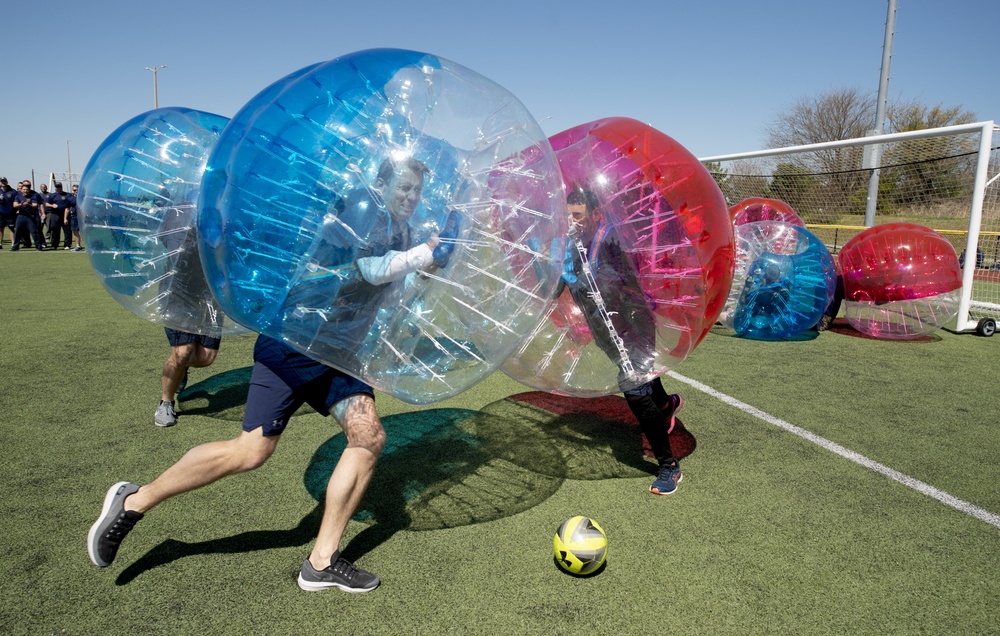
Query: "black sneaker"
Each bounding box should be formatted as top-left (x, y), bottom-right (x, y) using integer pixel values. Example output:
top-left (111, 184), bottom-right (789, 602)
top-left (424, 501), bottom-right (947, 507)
top-left (297, 555), bottom-right (380, 593)
top-left (88, 482), bottom-right (143, 567)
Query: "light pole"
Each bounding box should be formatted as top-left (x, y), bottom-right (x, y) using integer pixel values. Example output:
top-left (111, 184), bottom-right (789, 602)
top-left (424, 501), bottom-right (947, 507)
top-left (144, 65), bottom-right (167, 108)
top-left (66, 140), bottom-right (72, 188)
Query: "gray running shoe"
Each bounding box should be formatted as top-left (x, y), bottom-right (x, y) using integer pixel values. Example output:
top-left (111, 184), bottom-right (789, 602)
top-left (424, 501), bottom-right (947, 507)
top-left (154, 400), bottom-right (177, 427)
top-left (297, 556), bottom-right (380, 593)
top-left (87, 482), bottom-right (143, 567)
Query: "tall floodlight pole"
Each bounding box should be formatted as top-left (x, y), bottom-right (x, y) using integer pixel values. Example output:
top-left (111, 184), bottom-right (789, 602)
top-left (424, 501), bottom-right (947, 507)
top-left (144, 65), bottom-right (167, 108)
top-left (66, 140), bottom-right (72, 188)
top-left (864, 0), bottom-right (897, 226)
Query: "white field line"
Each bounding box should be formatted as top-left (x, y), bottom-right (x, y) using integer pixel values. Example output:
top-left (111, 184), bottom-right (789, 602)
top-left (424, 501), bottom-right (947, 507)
top-left (667, 370), bottom-right (1000, 530)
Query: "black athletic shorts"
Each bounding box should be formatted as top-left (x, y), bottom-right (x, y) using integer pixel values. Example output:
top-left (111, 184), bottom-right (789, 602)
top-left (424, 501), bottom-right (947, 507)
top-left (164, 327), bottom-right (222, 350)
top-left (242, 361), bottom-right (374, 437)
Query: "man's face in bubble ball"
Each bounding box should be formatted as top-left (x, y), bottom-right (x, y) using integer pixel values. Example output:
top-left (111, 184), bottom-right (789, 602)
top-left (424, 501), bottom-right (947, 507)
top-left (568, 202), bottom-right (597, 238)
top-left (378, 167), bottom-right (424, 223)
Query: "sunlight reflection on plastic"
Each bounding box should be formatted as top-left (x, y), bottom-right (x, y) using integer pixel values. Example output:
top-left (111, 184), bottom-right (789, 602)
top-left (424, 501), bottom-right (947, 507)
top-left (839, 222), bottom-right (962, 339)
top-left (502, 117), bottom-right (735, 397)
top-left (719, 221), bottom-right (837, 340)
top-left (198, 49), bottom-right (566, 404)
top-left (729, 197), bottom-right (806, 228)
top-left (78, 107), bottom-right (244, 337)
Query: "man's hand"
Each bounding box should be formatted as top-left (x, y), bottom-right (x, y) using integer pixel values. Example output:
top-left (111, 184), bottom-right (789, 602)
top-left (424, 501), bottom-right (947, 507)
top-left (432, 210), bottom-right (461, 268)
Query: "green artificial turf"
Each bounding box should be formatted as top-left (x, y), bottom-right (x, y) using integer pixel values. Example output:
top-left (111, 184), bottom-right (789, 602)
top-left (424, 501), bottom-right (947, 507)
top-left (1, 251), bottom-right (998, 635)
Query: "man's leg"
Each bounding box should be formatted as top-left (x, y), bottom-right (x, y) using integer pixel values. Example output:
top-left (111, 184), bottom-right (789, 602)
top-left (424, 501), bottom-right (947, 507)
top-left (297, 393), bottom-right (385, 593)
top-left (88, 428), bottom-right (279, 566)
top-left (161, 343), bottom-right (197, 403)
top-left (309, 394), bottom-right (386, 568)
top-left (13, 216), bottom-right (28, 249)
top-left (129, 428), bottom-right (279, 512)
top-left (649, 376), bottom-right (683, 433)
top-left (624, 381), bottom-right (682, 496)
top-left (48, 216), bottom-right (62, 249)
top-left (155, 343), bottom-right (194, 427)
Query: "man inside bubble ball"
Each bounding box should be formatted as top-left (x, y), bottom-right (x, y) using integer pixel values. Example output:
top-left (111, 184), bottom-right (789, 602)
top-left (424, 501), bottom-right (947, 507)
top-left (282, 156), bottom-right (459, 356)
top-left (559, 188), bottom-right (685, 495)
top-left (88, 156), bottom-right (458, 593)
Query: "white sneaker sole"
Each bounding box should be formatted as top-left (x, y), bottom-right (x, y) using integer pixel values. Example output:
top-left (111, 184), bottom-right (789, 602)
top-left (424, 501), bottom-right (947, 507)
top-left (87, 481), bottom-right (132, 566)
top-left (296, 574), bottom-right (379, 593)
top-left (649, 472), bottom-right (683, 496)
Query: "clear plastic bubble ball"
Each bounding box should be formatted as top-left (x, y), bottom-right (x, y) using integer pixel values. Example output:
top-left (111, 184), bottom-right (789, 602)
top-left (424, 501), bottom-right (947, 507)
top-left (501, 117), bottom-right (735, 397)
top-left (720, 221), bottom-right (837, 340)
top-left (839, 222), bottom-right (962, 339)
top-left (729, 197), bottom-right (806, 228)
top-left (78, 107), bottom-right (244, 337)
top-left (198, 49), bottom-right (566, 404)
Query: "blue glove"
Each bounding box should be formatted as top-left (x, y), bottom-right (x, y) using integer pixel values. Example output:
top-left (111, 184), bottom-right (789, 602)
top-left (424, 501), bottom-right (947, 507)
top-left (561, 241), bottom-right (577, 284)
top-left (433, 210), bottom-right (461, 268)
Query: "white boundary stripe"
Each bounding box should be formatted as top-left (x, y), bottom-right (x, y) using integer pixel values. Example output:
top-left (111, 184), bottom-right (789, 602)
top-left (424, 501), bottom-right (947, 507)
top-left (667, 370), bottom-right (1000, 530)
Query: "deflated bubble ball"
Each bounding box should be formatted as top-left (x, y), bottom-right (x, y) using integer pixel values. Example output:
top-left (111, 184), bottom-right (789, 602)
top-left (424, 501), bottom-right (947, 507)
top-left (729, 197), bottom-right (805, 228)
top-left (839, 222), bottom-right (962, 339)
top-left (199, 49), bottom-right (566, 404)
top-left (720, 221), bottom-right (837, 340)
top-left (502, 117), bottom-right (735, 397)
top-left (78, 107), bottom-right (243, 337)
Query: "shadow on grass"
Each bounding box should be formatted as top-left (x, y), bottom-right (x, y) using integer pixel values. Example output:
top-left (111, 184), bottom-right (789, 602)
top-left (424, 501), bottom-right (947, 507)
top-left (305, 408), bottom-right (566, 560)
top-left (176, 366), bottom-right (317, 421)
top-left (117, 392), bottom-right (696, 580)
top-left (174, 366), bottom-right (253, 422)
top-left (493, 392), bottom-right (696, 478)
top-left (826, 317), bottom-right (941, 342)
top-left (115, 506), bottom-right (323, 585)
top-left (313, 393), bottom-right (696, 560)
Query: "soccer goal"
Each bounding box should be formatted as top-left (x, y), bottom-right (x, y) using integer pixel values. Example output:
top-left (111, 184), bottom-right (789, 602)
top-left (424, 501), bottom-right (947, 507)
top-left (700, 121), bottom-right (1000, 336)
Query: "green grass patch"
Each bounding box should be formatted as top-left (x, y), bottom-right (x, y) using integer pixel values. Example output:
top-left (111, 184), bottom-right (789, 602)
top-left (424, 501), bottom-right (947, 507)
top-left (1, 250), bottom-right (998, 634)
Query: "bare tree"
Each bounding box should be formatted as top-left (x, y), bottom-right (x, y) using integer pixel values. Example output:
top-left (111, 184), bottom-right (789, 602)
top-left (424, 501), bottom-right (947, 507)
top-left (881, 101), bottom-right (980, 212)
top-left (763, 88), bottom-right (876, 212)
top-left (886, 101), bottom-right (977, 132)
top-left (764, 90), bottom-right (981, 218)
top-left (764, 87), bottom-right (876, 149)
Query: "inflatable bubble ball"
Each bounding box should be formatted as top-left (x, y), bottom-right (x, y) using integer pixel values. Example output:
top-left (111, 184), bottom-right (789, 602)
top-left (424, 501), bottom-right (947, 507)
top-left (729, 197), bottom-right (806, 228)
top-left (719, 221), bottom-right (837, 340)
top-left (78, 107), bottom-right (244, 337)
top-left (501, 117), bottom-right (735, 396)
top-left (198, 49), bottom-right (566, 404)
top-left (839, 222), bottom-right (962, 339)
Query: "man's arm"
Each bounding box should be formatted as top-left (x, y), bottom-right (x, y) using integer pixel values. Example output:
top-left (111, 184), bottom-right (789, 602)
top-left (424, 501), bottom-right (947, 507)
top-left (356, 237), bottom-right (438, 286)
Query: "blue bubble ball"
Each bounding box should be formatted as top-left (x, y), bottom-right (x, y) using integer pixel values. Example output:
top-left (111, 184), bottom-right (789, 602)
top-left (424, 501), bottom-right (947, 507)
top-left (78, 107), bottom-right (245, 337)
top-left (198, 49), bottom-right (566, 404)
top-left (720, 221), bottom-right (837, 340)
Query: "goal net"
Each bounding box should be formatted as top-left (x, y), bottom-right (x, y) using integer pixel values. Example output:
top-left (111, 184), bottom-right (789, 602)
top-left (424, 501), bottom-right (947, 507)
top-left (701, 121), bottom-right (1000, 334)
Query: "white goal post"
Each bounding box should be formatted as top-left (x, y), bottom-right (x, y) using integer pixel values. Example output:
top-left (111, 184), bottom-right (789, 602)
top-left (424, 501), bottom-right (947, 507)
top-left (700, 121), bottom-right (1000, 335)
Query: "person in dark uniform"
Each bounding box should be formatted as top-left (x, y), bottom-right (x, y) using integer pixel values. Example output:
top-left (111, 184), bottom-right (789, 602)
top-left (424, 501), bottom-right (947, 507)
top-left (559, 188), bottom-right (684, 495)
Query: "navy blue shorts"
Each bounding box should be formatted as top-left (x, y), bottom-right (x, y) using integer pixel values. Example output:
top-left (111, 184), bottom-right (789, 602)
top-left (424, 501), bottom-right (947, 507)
top-left (242, 361), bottom-right (374, 437)
top-left (0, 213), bottom-right (14, 231)
top-left (165, 327), bottom-right (221, 350)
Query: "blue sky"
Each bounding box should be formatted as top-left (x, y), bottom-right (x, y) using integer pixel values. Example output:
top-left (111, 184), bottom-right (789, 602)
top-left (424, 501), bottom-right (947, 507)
top-left (2, 0), bottom-right (996, 184)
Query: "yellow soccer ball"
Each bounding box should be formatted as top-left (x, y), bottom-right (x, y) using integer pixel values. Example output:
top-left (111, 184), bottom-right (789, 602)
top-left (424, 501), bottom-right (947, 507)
top-left (553, 516), bottom-right (608, 575)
